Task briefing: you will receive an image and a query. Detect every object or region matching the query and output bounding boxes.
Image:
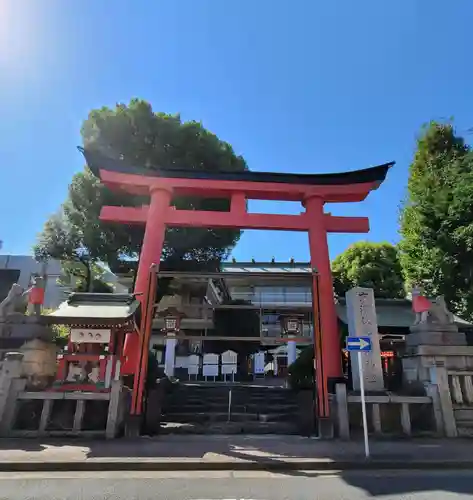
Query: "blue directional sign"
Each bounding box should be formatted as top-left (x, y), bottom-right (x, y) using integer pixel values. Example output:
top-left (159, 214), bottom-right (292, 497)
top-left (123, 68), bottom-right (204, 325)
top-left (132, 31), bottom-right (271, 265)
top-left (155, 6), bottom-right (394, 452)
top-left (346, 336), bottom-right (372, 352)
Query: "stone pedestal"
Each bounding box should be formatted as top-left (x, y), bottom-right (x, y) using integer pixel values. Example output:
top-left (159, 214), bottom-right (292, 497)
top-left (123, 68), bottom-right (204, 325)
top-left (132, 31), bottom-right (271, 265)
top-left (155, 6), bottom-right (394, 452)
top-left (0, 315), bottom-right (54, 357)
top-left (402, 322), bottom-right (473, 437)
top-left (406, 323), bottom-right (467, 348)
top-left (402, 324), bottom-right (473, 389)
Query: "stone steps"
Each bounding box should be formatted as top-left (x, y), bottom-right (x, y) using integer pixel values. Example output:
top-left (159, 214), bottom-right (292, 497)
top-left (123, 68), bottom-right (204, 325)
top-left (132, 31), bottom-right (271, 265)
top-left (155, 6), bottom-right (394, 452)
top-left (160, 421), bottom-right (299, 435)
top-left (162, 412), bottom-right (295, 423)
top-left (163, 403), bottom-right (298, 413)
top-left (169, 389), bottom-right (294, 398)
top-left (164, 392), bottom-right (296, 401)
top-left (165, 398), bottom-right (296, 408)
top-left (160, 383), bottom-right (299, 435)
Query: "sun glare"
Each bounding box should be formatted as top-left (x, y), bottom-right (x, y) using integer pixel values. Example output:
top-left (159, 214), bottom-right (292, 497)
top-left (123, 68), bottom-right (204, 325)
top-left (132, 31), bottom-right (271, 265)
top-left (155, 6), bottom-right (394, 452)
top-left (0, 0), bottom-right (41, 75)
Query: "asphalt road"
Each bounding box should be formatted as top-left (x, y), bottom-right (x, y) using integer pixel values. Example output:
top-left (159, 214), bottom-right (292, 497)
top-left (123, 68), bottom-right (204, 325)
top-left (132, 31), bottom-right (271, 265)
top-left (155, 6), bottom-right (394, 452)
top-left (0, 469), bottom-right (473, 499)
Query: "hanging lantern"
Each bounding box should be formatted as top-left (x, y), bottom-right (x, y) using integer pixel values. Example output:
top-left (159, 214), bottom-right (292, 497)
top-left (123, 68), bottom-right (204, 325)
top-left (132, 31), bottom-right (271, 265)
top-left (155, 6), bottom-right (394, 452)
top-left (162, 315), bottom-right (181, 334)
top-left (281, 315), bottom-right (303, 336)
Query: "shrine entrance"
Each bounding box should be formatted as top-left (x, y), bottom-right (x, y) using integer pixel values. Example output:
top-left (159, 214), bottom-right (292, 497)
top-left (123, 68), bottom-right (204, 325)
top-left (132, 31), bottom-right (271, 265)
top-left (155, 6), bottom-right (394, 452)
top-left (81, 146), bottom-right (393, 430)
top-left (147, 268), bottom-right (315, 387)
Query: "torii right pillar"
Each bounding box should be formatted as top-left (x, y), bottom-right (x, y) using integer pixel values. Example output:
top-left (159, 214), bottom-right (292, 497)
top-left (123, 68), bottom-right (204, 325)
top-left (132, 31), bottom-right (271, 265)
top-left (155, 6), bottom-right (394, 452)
top-left (305, 196), bottom-right (342, 389)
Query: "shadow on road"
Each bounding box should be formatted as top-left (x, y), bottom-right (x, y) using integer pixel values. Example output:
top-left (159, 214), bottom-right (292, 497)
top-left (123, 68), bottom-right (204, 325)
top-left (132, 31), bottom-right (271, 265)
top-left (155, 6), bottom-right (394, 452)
top-left (339, 470), bottom-right (473, 497)
top-left (0, 435), bottom-right (472, 495)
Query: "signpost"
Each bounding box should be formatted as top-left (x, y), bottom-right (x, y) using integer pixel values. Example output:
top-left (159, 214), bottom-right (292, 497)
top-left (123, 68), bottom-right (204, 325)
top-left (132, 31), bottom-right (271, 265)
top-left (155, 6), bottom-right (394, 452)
top-left (346, 335), bottom-right (372, 458)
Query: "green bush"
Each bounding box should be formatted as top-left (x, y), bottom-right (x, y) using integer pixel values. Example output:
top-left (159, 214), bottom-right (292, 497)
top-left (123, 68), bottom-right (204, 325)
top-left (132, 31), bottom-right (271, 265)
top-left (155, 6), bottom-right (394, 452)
top-left (288, 347), bottom-right (315, 391)
top-left (41, 308), bottom-right (69, 346)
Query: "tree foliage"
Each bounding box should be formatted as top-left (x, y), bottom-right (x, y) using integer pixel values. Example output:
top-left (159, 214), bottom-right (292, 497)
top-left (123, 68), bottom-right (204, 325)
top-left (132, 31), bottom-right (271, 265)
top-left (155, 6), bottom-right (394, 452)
top-left (35, 99), bottom-right (248, 278)
top-left (399, 121), bottom-right (473, 319)
top-left (332, 241), bottom-right (404, 299)
top-left (288, 347), bottom-right (314, 391)
top-left (33, 211), bottom-right (112, 292)
top-left (58, 261), bottom-right (114, 294)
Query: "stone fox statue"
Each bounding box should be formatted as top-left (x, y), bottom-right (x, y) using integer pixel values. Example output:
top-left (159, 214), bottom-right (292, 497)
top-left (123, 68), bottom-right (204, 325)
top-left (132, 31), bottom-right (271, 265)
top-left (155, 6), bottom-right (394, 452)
top-left (0, 277), bottom-right (46, 320)
top-left (0, 284), bottom-right (28, 319)
top-left (411, 286), bottom-right (454, 325)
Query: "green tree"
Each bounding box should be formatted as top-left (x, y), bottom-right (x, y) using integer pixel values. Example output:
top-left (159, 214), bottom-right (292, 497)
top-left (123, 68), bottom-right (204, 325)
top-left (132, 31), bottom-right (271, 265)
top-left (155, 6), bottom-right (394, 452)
top-left (34, 211), bottom-right (112, 292)
top-left (35, 99), bottom-right (248, 278)
top-left (58, 262), bottom-right (114, 293)
top-left (332, 241), bottom-right (404, 298)
top-left (399, 121), bottom-right (473, 319)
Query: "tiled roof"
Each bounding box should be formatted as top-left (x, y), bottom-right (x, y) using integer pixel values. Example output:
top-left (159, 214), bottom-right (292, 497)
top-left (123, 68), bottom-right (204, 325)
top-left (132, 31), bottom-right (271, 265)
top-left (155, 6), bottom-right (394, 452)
top-left (45, 293), bottom-right (140, 324)
top-left (221, 263), bottom-right (312, 274)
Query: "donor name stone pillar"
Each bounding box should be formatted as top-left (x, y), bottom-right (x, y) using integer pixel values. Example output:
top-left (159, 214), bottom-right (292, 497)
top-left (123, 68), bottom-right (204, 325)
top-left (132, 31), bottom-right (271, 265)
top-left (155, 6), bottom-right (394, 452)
top-left (346, 287), bottom-right (384, 391)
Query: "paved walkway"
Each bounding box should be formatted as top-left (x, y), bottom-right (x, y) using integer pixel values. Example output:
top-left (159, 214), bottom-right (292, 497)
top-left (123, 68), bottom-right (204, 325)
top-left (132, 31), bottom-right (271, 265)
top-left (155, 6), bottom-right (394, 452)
top-left (0, 436), bottom-right (472, 470)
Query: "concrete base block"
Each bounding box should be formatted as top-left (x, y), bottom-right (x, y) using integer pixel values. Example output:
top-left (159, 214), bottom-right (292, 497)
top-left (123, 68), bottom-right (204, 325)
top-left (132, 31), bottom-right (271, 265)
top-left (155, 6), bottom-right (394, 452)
top-left (407, 330), bottom-right (467, 347)
top-left (317, 417), bottom-right (334, 439)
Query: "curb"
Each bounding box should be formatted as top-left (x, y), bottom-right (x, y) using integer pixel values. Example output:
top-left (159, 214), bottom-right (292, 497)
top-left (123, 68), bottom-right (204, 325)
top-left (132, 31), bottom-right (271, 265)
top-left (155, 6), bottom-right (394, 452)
top-left (1, 459), bottom-right (473, 472)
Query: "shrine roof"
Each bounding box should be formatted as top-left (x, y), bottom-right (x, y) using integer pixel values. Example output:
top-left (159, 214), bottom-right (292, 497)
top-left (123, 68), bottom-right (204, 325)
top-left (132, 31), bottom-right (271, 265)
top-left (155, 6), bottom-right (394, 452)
top-left (221, 262), bottom-right (312, 274)
top-left (45, 293), bottom-right (140, 325)
top-left (80, 147), bottom-right (394, 187)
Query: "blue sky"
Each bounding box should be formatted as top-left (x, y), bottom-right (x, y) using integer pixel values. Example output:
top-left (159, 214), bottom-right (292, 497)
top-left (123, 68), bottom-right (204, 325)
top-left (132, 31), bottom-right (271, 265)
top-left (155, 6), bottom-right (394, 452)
top-left (1, 0), bottom-right (472, 263)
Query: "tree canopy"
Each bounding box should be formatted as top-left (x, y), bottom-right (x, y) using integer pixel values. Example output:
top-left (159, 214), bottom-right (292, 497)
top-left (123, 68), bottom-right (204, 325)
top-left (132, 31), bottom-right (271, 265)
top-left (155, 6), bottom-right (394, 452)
top-left (399, 121), bottom-right (473, 319)
top-left (332, 241), bottom-right (405, 299)
top-left (35, 99), bottom-right (248, 280)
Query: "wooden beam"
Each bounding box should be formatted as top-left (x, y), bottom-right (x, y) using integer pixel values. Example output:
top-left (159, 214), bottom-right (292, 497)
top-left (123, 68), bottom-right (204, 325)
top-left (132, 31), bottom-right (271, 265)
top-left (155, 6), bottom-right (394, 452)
top-left (100, 205), bottom-right (148, 225)
top-left (100, 206), bottom-right (370, 234)
top-left (165, 208), bottom-right (310, 231)
top-left (324, 214), bottom-right (369, 233)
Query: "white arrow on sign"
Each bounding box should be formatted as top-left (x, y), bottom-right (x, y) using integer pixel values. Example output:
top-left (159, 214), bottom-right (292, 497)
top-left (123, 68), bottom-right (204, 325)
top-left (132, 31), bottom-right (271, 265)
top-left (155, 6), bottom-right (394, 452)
top-left (347, 337), bottom-right (369, 350)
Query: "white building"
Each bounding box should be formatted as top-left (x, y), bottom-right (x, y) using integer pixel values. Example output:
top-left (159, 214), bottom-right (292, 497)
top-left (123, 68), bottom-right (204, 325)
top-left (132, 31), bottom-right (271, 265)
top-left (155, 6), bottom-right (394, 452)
top-left (0, 255), bottom-right (129, 310)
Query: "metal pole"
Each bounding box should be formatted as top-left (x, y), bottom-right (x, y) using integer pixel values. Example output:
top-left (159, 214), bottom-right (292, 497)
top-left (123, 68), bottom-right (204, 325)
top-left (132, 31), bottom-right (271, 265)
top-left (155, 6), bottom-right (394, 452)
top-left (227, 388), bottom-right (232, 422)
top-left (358, 350), bottom-right (370, 458)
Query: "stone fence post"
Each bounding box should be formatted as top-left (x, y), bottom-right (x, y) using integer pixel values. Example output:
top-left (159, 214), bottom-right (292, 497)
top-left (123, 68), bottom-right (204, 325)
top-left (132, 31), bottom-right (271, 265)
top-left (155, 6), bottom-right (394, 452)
top-left (425, 382), bottom-right (449, 436)
top-left (0, 352), bottom-right (26, 436)
top-left (428, 365), bottom-right (457, 437)
top-left (106, 380), bottom-right (123, 439)
top-left (335, 382), bottom-right (350, 439)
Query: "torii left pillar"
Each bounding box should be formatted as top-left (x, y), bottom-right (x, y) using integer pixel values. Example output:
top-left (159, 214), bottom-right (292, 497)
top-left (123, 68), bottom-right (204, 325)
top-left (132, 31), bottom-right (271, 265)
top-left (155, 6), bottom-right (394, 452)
top-left (305, 196), bottom-right (342, 385)
top-left (134, 187), bottom-right (172, 296)
top-left (124, 187), bottom-right (172, 417)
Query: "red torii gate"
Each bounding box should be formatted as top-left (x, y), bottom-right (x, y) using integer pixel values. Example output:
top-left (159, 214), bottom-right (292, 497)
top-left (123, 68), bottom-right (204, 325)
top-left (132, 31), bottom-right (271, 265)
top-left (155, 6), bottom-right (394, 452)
top-left (81, 148), bottom-right (393, 421)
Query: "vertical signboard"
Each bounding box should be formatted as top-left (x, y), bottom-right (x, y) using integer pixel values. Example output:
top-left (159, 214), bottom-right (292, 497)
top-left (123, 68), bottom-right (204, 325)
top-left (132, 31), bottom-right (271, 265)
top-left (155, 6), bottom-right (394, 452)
top-left (345, 287), bottom-right (385, 392)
